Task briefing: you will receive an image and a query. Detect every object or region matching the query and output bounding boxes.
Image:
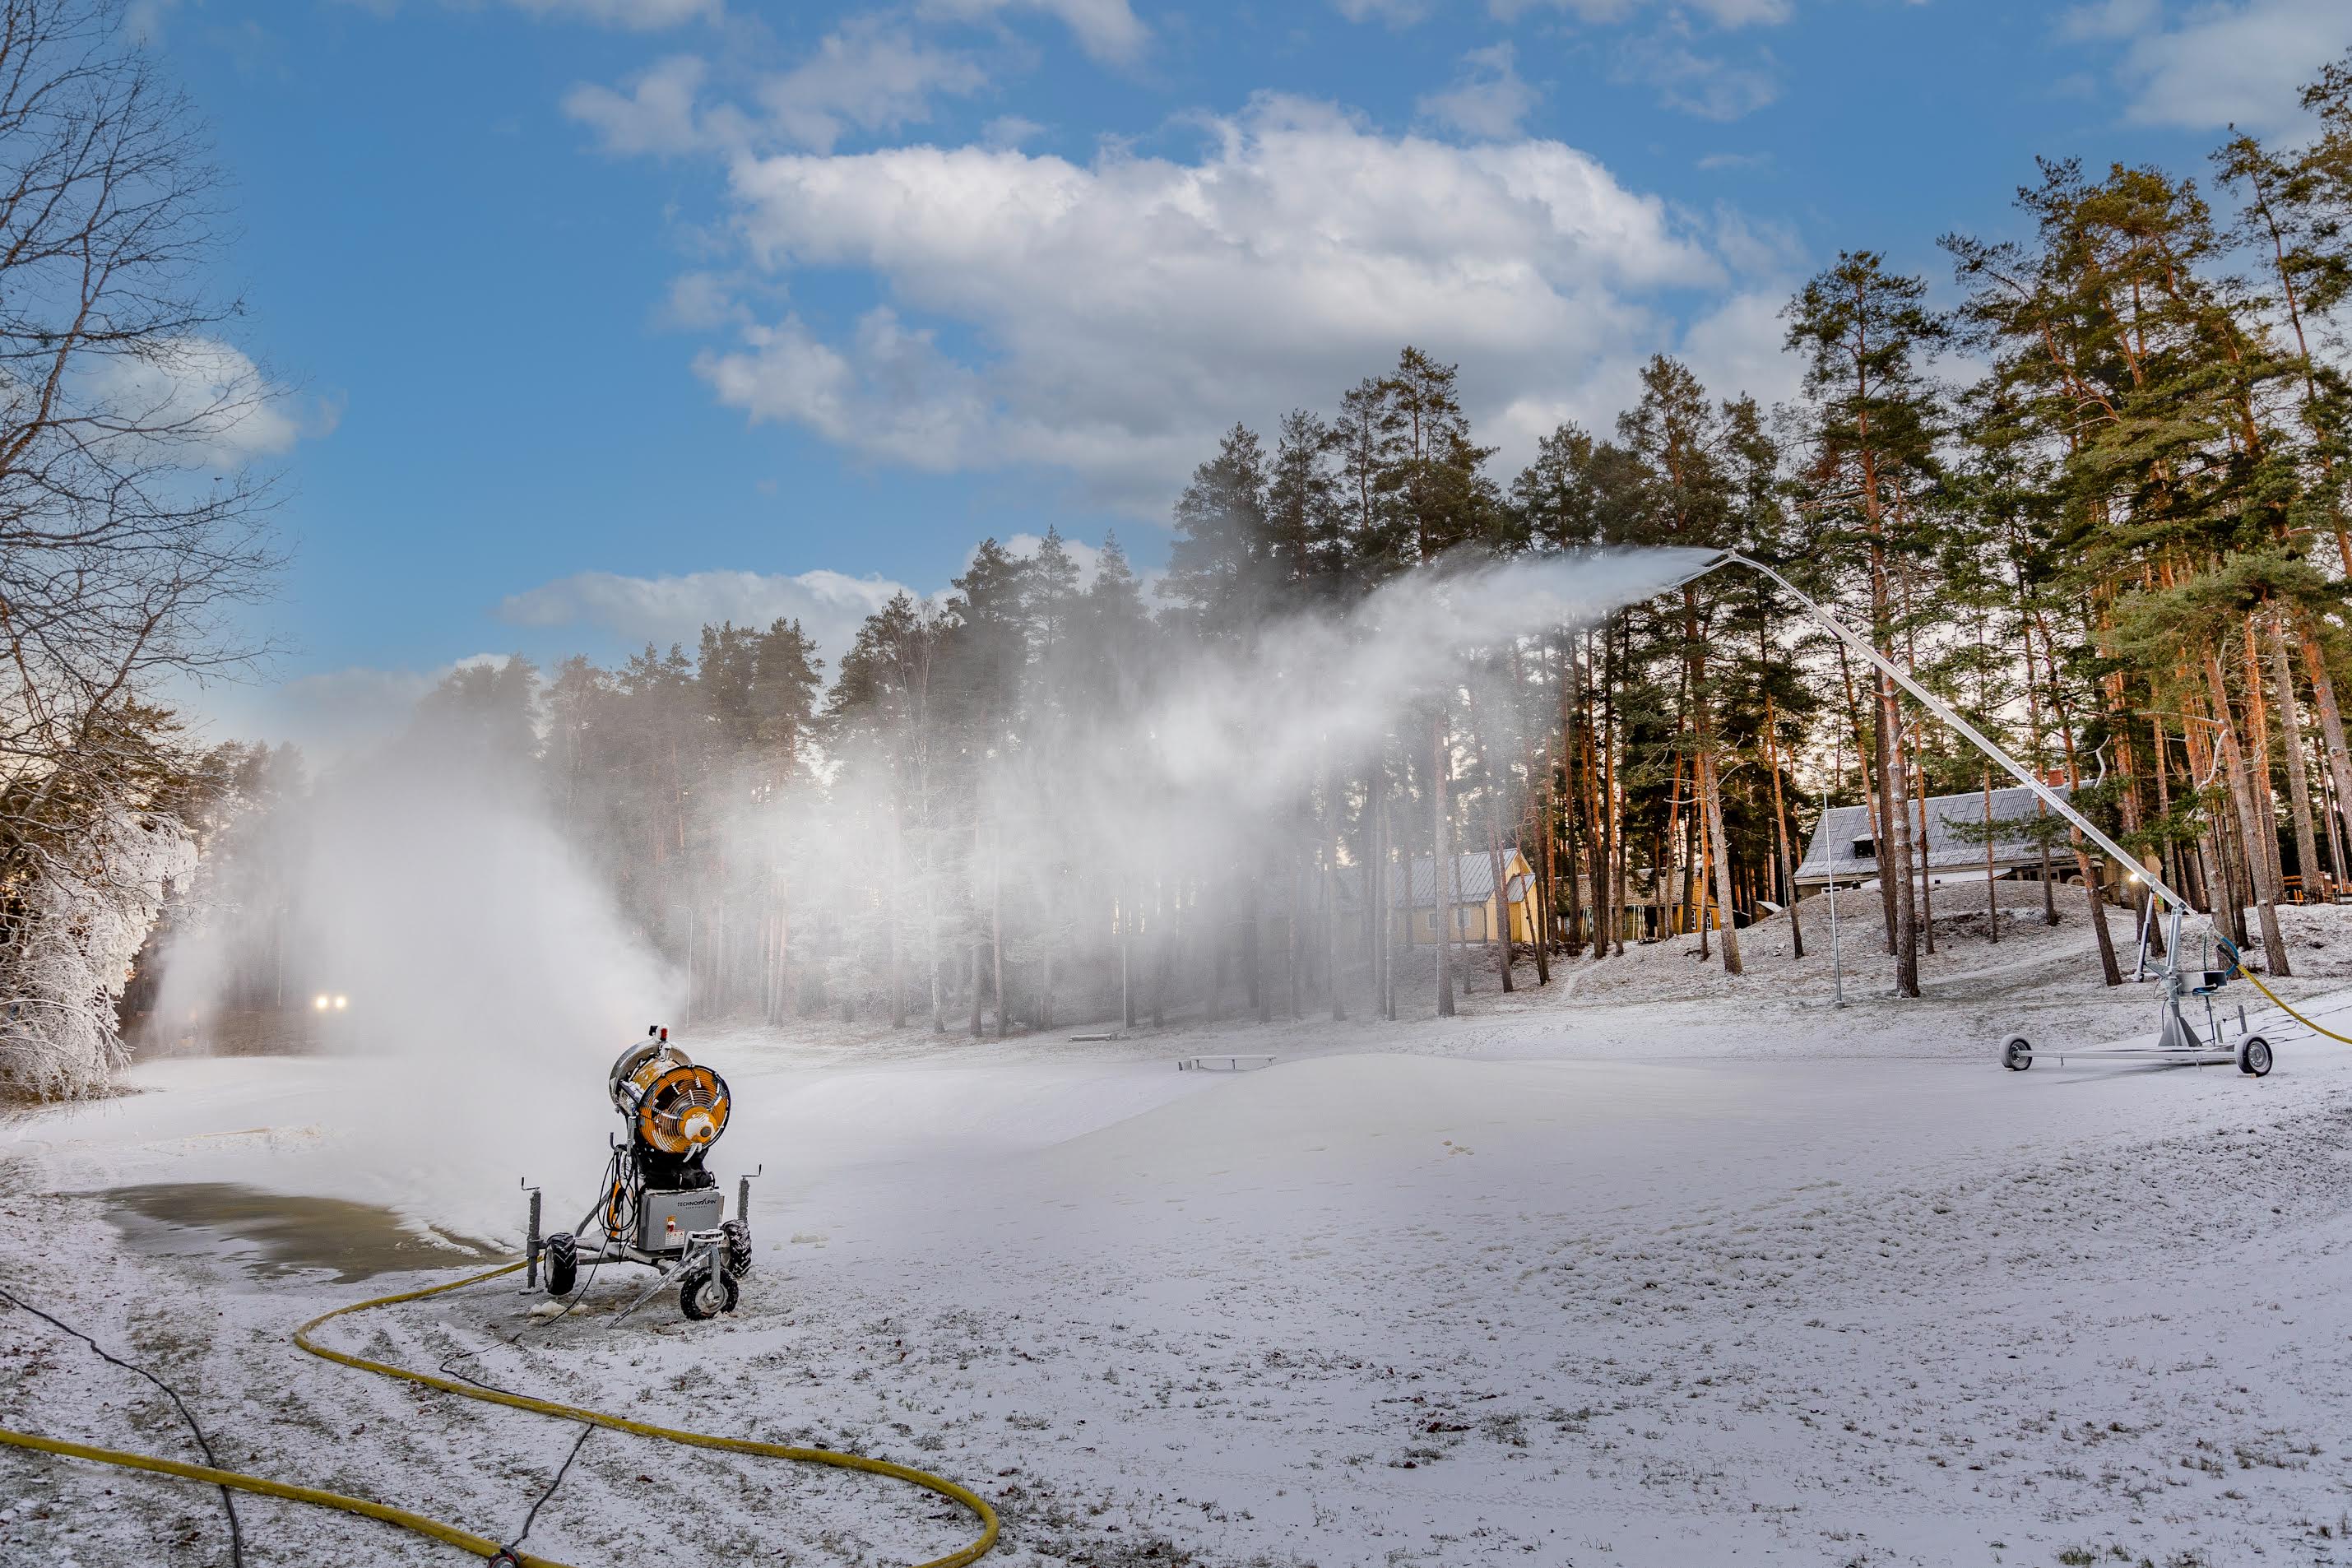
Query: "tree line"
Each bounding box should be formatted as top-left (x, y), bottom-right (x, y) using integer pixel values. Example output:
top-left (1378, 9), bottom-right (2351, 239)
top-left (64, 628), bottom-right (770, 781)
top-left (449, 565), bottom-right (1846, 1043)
top-left (90, 47), bottom-right (2352, 1079)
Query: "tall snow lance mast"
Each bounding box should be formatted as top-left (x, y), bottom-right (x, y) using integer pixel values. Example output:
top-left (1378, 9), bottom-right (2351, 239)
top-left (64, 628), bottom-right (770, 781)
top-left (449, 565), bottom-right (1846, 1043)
top-left (1668, 549), bottom-right (2275, 1077)
top-left (530, 1026), bottom-right (758, 1320)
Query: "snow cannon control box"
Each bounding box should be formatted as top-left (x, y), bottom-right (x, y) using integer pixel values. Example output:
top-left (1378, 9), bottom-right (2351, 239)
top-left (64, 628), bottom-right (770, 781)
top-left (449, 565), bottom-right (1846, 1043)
top-left (638, 1188), bottom-right (724, 1253)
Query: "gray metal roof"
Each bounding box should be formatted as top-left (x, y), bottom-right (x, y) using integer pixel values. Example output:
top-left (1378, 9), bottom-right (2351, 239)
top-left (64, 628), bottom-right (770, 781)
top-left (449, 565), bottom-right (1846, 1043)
top-left (1334, 851), bottom-right (1534, 910)
top-left (1794, 784), bottom-right (2075, 884)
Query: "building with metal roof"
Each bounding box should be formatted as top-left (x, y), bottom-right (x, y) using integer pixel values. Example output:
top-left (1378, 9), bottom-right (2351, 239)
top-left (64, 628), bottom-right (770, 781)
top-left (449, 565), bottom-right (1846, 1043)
top-left (1793, 784), bottom-right (2083, 890)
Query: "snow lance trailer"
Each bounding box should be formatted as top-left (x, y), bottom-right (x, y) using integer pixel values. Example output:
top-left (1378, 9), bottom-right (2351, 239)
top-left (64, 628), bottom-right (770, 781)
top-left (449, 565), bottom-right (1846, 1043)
top-left (529, 1027), bottom-right (757, 1320)
top-left (1658, 547), bottom-right (2287, 1079)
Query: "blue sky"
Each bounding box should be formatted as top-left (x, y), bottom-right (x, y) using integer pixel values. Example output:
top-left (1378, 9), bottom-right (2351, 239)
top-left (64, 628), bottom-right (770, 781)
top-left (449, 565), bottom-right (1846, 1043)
top-left (141, 0), bottom-right (2352, 751)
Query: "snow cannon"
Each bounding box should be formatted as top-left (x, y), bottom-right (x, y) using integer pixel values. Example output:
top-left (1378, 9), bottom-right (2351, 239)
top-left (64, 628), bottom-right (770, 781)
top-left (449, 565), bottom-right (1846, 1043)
top-left (609, 1029), bottom-right (731, 1171)
top-left (532, 1026), bottom-right (758, 1322)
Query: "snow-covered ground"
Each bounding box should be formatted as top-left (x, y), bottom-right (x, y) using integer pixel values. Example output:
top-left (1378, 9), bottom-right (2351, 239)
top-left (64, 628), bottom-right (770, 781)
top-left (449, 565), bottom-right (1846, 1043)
top-left (7, 902), bottom-right (2352, 1566)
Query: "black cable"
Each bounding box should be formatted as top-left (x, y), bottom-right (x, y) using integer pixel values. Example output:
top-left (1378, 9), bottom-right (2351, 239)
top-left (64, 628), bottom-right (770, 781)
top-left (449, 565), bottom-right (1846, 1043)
top-left (0, 1283), bottom-right (245, 1568)
top-left (444, 1153), bottom-right (619, 1385)
top-left (500, 1422), bottom-right (593, 1562)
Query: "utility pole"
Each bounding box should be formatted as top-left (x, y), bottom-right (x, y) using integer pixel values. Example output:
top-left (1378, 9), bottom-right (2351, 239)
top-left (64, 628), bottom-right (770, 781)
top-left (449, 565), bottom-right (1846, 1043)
top-left (1825, 786), bottom-right (1844, 1008)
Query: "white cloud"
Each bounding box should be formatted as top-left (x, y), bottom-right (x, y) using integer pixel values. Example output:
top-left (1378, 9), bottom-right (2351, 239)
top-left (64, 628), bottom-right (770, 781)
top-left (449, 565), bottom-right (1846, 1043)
top-left (698, 95), bottom-right (1728, 508)
top-left (2095, 0), bottom-right (2352, 132)
top-left (983, 114), bottom-right (1047, 148)
top-left (126, 0), bottom-right (182, 42)
top-left (1613, 32), bottom-right (1781, 120)
top-left (564, 54), bottom-right (708, 155)
top-left (505, 0), bottom-right (721, 28)
top-left (81, 338), bottom-right (320, 468)
top-left (918, 0), bottom-right (1148, 64)
top-left (1677, 287), bottom-right (1801, 411)
top-left (1492, 0), bottom-right (1792, 27)
top-left (336, 0), bottom-right (719, 26)
top-left (758, 19), bottom-right (989, 152)
top-left (656, 270), bottom-right (745, 331)
top-left (1417, 44), bottom-right (1542, 140)
top-left (997, 530), bottom-right (1105, 586)
top-left (565, 23), bottom-right (988, 158)
top-left (2057, 0), bottom-right (2158, 41)
top-left (498, 567), bottom-right (925, 663)
top-left (1334, 0), bottom-right (1431, 25)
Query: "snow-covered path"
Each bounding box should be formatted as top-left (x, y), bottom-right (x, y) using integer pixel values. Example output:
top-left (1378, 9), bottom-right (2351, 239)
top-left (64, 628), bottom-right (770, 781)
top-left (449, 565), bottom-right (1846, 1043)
top-left (7, 974), bottom-right (2352, 1566)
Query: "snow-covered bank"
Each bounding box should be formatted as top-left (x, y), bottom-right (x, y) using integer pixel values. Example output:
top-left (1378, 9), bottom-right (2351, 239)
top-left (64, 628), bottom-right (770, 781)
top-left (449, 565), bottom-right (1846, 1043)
top-left (7, 934), bottom-right (2352, 1566)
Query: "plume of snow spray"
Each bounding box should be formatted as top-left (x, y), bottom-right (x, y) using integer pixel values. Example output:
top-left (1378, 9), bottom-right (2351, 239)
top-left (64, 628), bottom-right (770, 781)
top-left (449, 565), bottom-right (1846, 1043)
top-left (148, 544), bottom-right (1704, 1224)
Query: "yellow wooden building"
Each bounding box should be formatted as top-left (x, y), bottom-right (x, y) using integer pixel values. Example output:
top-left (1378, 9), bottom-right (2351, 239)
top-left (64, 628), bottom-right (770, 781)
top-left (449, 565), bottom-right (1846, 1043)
top-left (1389, 850), bottom-right (1539, 945)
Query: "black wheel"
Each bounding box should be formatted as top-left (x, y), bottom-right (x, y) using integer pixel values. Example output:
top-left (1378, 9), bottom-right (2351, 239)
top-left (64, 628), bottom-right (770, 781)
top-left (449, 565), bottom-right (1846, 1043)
top-left (680, 1264), bottom-right (739, 1320)
top-left (2238, 1035), bottom-right (2272, 1078)
top-left (2002, 1037), bottom-right (2033, 1072)
top-left (721, 1218), bottom-right (754, 1278)
top-left (544, 1232), bottom-right (578, 1297)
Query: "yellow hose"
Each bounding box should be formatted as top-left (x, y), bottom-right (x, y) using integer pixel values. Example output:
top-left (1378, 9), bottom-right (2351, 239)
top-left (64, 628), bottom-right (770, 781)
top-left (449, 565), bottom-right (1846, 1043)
top-left (2241, 972), bottom-right (2352, 1041)
top-left (1, 1258), bottom-right (1000, 1568)
top-left (2215, 939), bottom-right (2352, 1045)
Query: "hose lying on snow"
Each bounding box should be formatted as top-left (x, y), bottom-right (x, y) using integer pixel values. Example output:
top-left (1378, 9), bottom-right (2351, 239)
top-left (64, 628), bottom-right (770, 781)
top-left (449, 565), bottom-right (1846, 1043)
top-left (0, 1259), bottom-right (1000, 1568)
top-left (2213, 931), bottom-right (2352, 1046)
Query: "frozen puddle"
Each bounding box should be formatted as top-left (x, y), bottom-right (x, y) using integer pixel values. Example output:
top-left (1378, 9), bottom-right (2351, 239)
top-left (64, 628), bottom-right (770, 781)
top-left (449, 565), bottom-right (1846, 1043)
top-left (99, 1180), bottom-right (498, 1282)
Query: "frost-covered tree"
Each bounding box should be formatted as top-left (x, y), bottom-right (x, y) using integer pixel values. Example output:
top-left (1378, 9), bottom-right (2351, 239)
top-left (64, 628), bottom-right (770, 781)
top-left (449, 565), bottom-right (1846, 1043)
top-left (2, 793), bottom-right (195, 1097)
top-left (0, 1), bottom-right (278, 1093)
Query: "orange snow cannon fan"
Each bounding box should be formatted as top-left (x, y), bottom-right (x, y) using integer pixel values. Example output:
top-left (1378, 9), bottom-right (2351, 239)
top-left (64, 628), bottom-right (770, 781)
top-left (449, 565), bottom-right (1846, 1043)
top-left (530, 1026), bottom-right (759, 1321)
top-left (617, 1040), bottom-right (731, 1155)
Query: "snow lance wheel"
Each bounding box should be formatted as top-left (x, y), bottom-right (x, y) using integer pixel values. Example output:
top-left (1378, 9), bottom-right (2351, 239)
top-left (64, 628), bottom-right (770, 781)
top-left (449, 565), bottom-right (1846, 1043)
top-left (544, 1232), bottom-right (578, 1297)
top-left (680, 1264), bottom-right (739, 1320)
top-left (2002, 1037), bottom-right (2033, 1072)
top-left (2238, 1035), bottom-right (2272, 1078)
top-left (721, 1218), bottom-right (754, 1278)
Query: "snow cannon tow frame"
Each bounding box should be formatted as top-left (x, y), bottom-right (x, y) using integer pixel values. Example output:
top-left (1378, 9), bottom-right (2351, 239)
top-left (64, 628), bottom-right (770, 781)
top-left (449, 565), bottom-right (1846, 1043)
top-left (1665, 550), bottom-right (2274, 1078)
top-left (527, 1026), bottom-right (760, 1321)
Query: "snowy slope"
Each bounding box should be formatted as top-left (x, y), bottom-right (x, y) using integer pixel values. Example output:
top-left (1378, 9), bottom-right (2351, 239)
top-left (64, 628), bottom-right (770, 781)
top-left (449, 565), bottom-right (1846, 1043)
top-left (6, 933), bottom-right (2352, 1566)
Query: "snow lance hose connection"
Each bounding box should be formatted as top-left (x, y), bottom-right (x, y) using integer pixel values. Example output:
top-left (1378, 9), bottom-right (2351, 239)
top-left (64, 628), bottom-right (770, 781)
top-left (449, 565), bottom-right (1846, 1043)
top-left (2211, 933), bottom-right (2352, 1046)
top-left (0, 1258), bottom-right (1001, 1568)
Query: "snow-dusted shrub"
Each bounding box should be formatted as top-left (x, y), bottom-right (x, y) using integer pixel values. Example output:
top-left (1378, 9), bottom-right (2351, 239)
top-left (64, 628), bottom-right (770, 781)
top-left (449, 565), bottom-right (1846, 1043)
top-left (0, 808), bottom-right (196, 1098)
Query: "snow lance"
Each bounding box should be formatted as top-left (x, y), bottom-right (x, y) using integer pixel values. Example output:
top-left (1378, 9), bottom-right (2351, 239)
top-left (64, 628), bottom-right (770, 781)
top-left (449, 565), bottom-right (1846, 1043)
top-left (531, 1026), bottom-right (758, 1320)
top-left (1664, 548), bottom-right (2277, 1075)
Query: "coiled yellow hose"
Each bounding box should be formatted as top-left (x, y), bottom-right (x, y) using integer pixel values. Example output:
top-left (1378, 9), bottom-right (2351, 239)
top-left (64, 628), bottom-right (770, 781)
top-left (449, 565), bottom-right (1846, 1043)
top-left (1, 1258), bottom-right (1000, 1568)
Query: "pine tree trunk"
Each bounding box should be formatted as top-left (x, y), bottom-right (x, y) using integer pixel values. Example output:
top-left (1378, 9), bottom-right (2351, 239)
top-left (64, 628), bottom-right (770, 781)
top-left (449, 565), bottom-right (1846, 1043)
top-left (1287, 856), bottom-right (1302, 1020)
top-left (888, 795), bottom-right (906, 1029)
top-left (991, 819), bottom-right (1008, 1037)
top-left (1473, 702), bottom-right (1514, 992)
top-left (1602, 621), bottom-right (1623, 958)
top-left (1433, 707), bottom-right (1455, 1018)
top-left (1529, 731), bottom-right (1553, 985)
top-left (1699, 739), bottom-right (1742, 974)
top-left (1763, 689), bottom-right (1802, 959)
top-left (1839, 642), bottom-right (1897, 954)
top-left (2205, 650), bottom-right (2292, 976)
top-left (1877, 666), bottom-right (1919, 997)
top-left (1249, 872), bottom-right (1269, 1024)
top-left (2297, 618), bottom-right (2352, 897)
top-left (1153, 879), bottom-right (1167, 1029)
top-left (2243, 618), bottom-right (2292, 908)
top-left (1324, 759), bottom-right (1347, 1022)
top-left (1368, 760), bottom-right (1387, 1020)
top-left (1914, 750), bottom-right (1935, 956)
top-left (1120, 891), bottom-right (1134, 1028)
top-left (2267, 612), bottom-right (2322, 906)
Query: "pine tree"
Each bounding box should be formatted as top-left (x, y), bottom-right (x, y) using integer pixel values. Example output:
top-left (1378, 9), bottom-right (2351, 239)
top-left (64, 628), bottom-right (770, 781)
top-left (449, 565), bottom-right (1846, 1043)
top-left (1785, 252), bottom-right (1948, 996)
